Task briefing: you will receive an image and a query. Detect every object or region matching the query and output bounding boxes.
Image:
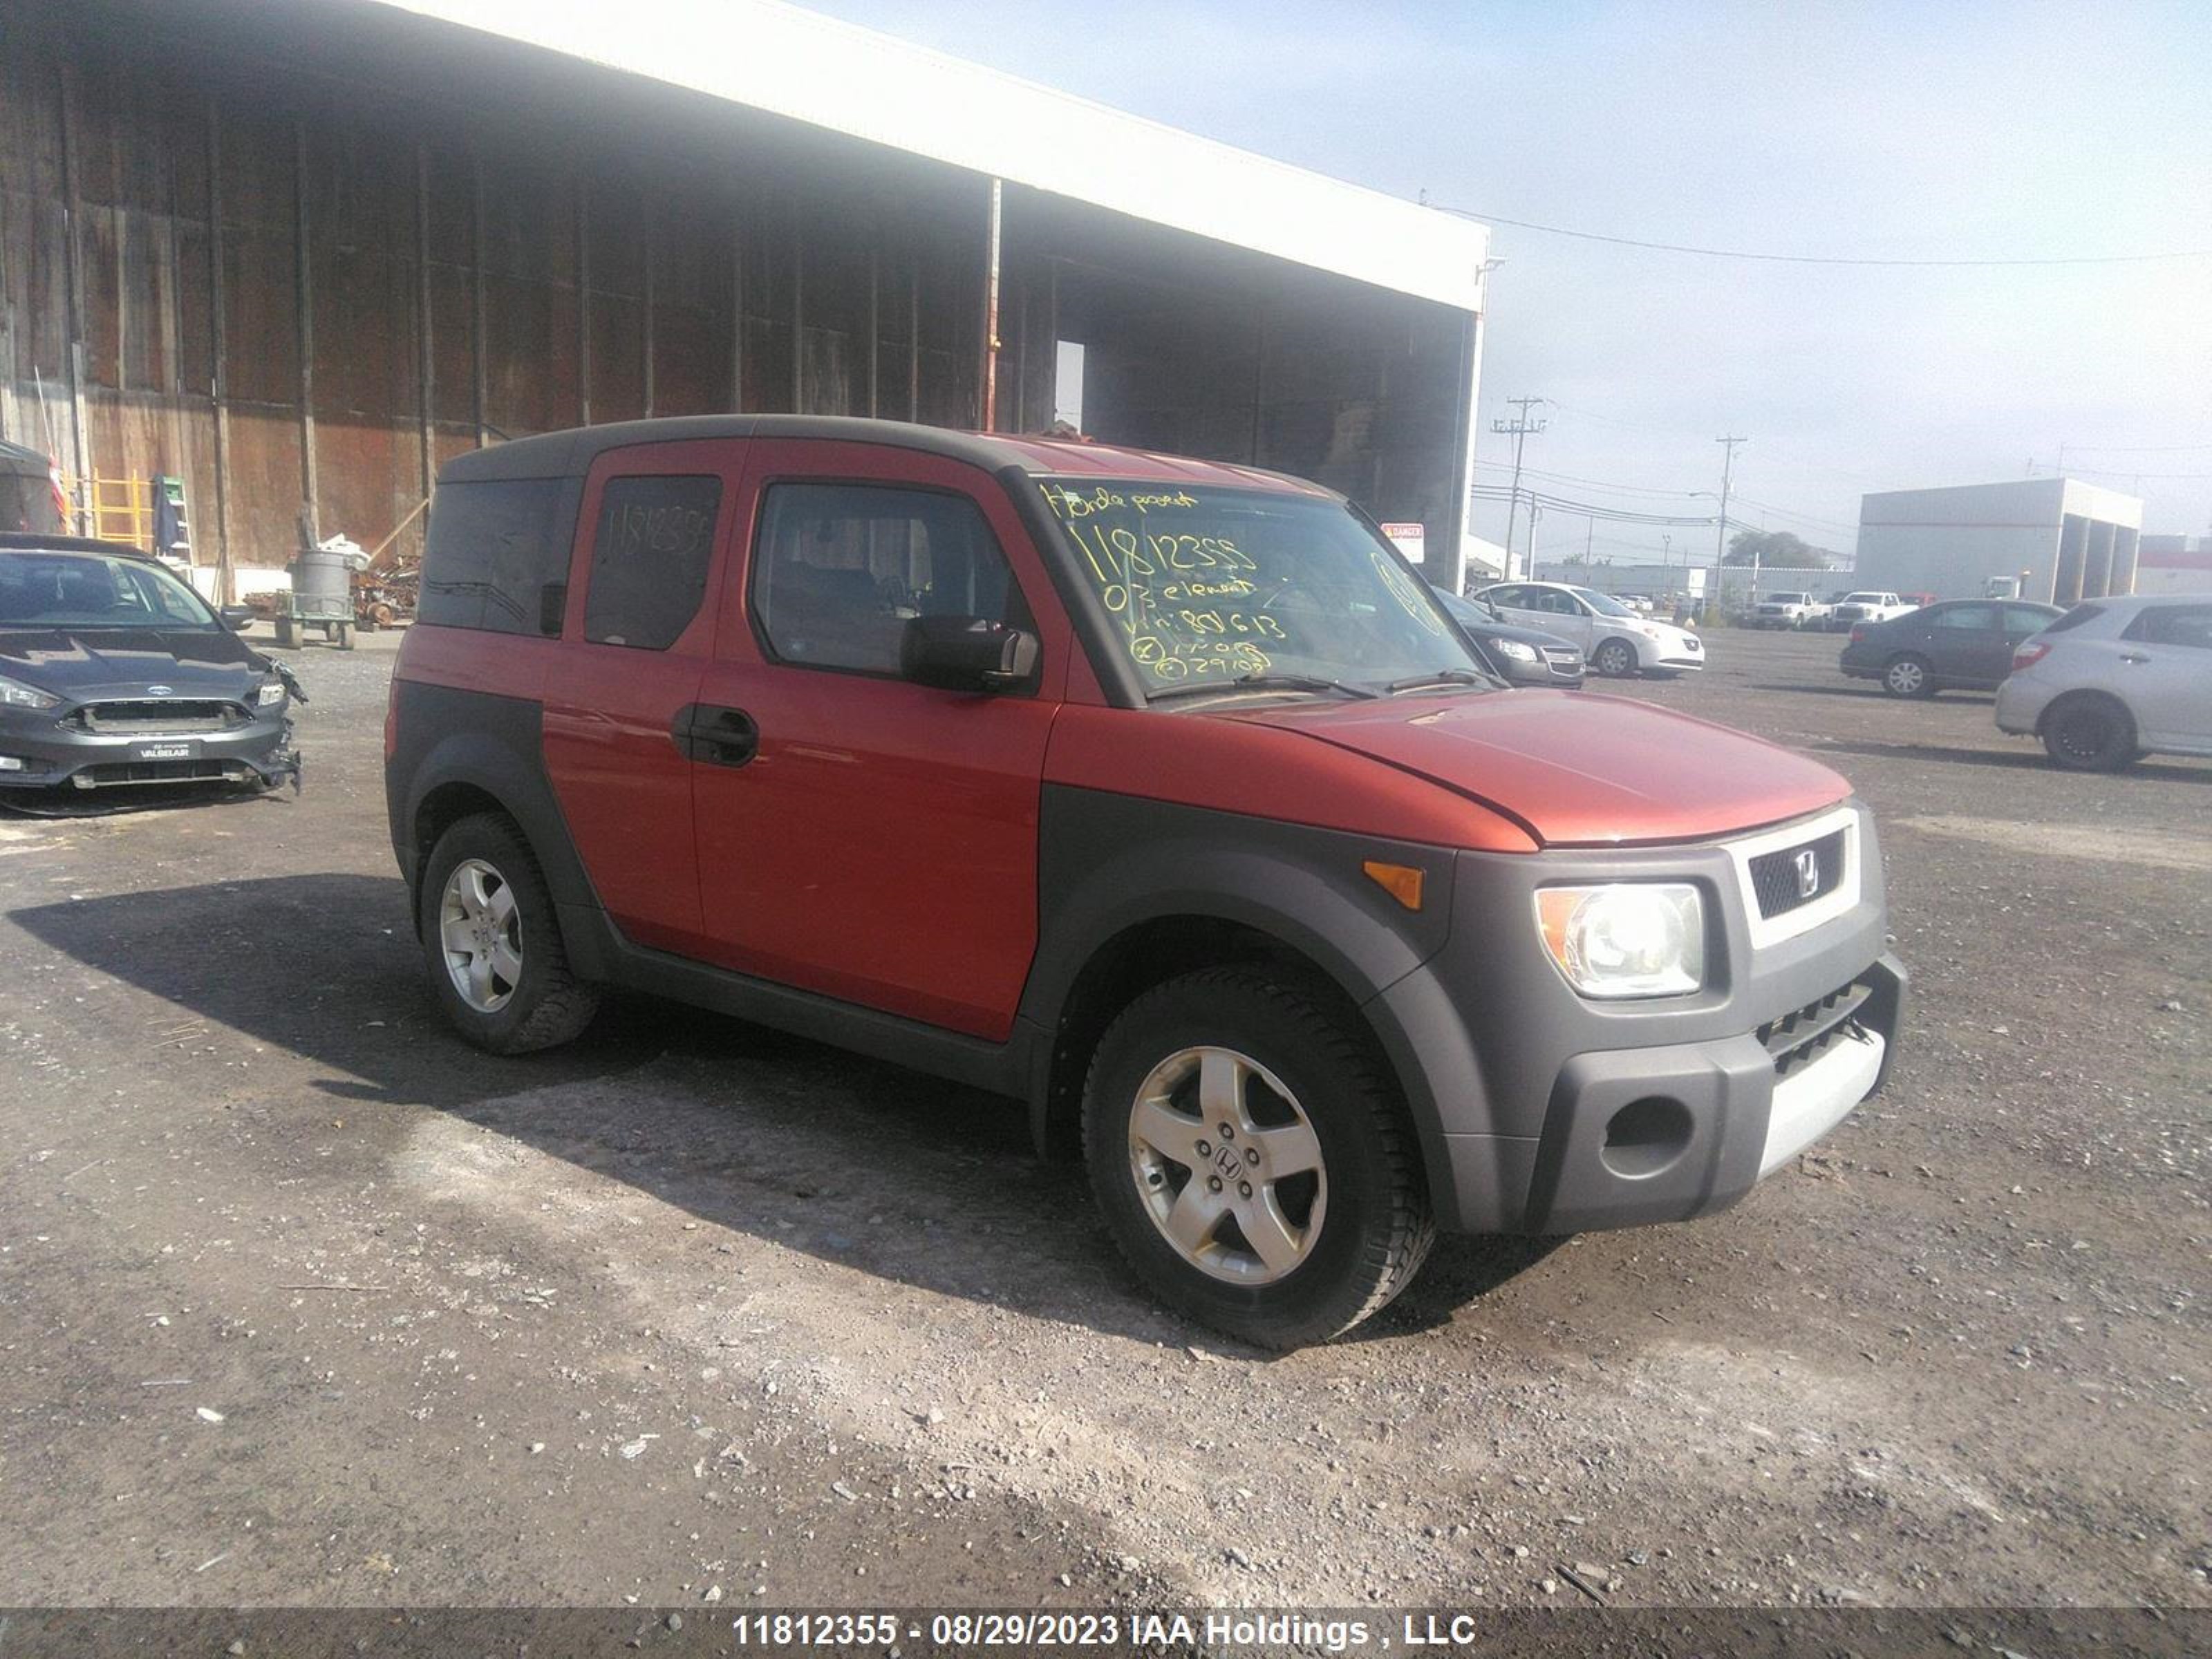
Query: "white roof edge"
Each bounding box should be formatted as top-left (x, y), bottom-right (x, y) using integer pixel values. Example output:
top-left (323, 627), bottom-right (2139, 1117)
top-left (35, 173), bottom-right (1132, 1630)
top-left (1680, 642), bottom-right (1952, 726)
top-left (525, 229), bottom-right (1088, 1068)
top-left (366, 0), bottom-right (1490, 312)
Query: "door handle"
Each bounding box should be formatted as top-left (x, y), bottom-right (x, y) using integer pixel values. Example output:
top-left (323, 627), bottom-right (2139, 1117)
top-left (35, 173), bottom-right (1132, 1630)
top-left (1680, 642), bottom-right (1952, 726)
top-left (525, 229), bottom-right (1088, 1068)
top-left (672, 704), bottom-right (760, 767)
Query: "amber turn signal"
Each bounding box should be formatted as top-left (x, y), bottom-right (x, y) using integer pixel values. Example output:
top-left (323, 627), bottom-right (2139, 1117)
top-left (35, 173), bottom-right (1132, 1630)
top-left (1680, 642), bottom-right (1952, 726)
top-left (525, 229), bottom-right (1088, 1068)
top-left (1362, 859), bottom-right (1424, 911)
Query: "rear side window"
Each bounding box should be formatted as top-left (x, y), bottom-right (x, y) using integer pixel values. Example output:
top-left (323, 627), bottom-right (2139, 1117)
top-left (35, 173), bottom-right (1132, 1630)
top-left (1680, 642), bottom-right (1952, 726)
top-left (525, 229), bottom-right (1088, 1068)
top-left (2003, 604), bottom-right (2060, 633)
top-left (583, 476), bottom-right (722, 650)
top-left (419, 478), bottom-right (574, 635)
top-left (2042, 603), bottom-right (2106, 636)
top-left (751, 482), bottom-right (1030, 678)
top-left (2127, 604), bottom-right (2212, 650)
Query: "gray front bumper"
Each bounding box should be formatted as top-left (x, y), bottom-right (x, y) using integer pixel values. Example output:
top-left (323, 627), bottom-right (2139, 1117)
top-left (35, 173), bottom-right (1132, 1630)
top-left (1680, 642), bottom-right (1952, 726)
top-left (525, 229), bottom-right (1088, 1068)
top-left (0, 710), bottom-right (296, 791)
top-left (1371, 802), bottom-right (1902, 1234)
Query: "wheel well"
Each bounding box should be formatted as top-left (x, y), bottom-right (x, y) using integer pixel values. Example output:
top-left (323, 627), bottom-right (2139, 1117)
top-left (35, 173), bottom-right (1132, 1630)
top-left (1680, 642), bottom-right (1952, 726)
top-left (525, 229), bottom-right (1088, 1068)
top-left (1036, 916), bottom-right (1385, 1163)
top-left (410, 782), bottom-right (516, 919)
top-left (2037, 688), bottom-right (2133, 738)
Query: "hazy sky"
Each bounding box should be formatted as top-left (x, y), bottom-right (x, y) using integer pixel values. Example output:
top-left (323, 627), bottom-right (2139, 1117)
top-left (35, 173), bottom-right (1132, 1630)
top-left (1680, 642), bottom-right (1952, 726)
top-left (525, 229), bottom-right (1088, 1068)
top-left (803, 0), bottom-right (2212, 562)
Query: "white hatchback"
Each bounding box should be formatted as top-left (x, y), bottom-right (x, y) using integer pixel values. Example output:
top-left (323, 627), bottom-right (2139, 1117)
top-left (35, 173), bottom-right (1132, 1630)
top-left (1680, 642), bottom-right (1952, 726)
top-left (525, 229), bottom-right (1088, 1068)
top-left (1995, 594), bottom-right (2212, 771)
top-left (1473, 581), bottom-right (1705, 679)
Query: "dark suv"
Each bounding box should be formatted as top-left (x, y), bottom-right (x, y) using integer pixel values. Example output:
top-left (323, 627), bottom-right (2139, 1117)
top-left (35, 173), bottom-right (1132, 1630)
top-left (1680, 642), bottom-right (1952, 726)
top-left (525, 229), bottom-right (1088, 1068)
top-left (386, 416), bottom-right (1905, 1347)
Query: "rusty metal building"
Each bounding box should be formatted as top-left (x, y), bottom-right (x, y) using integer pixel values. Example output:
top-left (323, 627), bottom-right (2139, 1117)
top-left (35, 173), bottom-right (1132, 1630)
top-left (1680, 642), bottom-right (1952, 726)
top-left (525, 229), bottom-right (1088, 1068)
top-left (0, 0), bottom-right (1492, 597)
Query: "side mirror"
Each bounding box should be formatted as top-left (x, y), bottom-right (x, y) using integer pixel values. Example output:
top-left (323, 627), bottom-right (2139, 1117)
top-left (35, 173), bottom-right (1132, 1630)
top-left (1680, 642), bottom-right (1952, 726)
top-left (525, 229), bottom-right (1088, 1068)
top-left (221, 606), bottom-right (256, 631)
top-left (901, 615), bottom-right (1038, 693)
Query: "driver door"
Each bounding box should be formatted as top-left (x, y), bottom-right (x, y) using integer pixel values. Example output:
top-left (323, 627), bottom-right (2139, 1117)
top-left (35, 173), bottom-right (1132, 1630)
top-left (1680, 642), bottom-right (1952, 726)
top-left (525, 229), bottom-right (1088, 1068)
top-left (688, 442), bottom-right (1071, 1040)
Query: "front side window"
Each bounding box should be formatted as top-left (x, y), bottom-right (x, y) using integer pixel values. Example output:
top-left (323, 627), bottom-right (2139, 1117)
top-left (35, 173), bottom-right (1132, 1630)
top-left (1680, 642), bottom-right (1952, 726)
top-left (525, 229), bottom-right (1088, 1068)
top-left (1571, 587), bottom-right (1635, 618)
top-left (753, 482), bottom-right (1029, 678)
top-left (0, 551), bottom-right (218, 630)
top-left (1933, 605), bottom-right (1996, 630)
top-left (583, 475), bottom-right (722, 650)
top-left (1040, 478), bottom-right (1481, 694)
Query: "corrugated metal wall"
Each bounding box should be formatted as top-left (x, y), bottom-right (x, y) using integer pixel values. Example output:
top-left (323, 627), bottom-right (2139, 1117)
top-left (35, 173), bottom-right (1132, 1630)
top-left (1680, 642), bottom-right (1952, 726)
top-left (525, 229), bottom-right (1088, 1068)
top-left (1, 1), bottom-right (1472, 590)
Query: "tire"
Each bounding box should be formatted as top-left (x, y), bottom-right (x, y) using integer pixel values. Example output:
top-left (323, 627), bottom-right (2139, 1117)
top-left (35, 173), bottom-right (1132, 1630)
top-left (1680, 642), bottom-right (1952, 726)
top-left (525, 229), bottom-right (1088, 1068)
top-left (1591, 637), bottom-right (1638, 678)
top-left (274, 615), bottom-right (300, 649)
top-left (1081, 966), bottom-right (1434, 1349)
top-left (2042, 695), bottom-right (2137, 774)
top-left (336, 621), bottom-right (356, 650)
top-left (418, 812), bottom-right (600, 1053)
top-left (1882, 654), bottom-right (1933, 697)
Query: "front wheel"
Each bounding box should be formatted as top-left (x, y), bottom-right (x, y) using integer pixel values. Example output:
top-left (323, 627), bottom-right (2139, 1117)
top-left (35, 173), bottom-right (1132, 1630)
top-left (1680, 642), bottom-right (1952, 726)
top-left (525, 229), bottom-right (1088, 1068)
top-left (1082, 968), bottom-right (1434, 1349)
top-left (1591, 638), bottom-right (1638, 678)
top-left (419, 813), bottom-right (600, 1053)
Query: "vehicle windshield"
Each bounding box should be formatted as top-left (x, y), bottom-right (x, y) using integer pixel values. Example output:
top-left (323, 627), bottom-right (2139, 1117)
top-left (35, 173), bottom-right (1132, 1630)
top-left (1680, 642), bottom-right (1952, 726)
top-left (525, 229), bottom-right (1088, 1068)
top-left (1038, 479), bottom-right (1486, 695)
top-left (1571, 586), bottom-right (1638, 618)
top-left (0, 550), bottom-right (221, 630)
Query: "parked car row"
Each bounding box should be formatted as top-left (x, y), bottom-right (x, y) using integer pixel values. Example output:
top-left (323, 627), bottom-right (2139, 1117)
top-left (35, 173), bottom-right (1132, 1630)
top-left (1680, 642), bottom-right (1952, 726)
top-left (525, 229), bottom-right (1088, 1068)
top-left (1835, 591), bottom-right (2211, 774)
top-left (1470, 581), bottom-right (1704, 677)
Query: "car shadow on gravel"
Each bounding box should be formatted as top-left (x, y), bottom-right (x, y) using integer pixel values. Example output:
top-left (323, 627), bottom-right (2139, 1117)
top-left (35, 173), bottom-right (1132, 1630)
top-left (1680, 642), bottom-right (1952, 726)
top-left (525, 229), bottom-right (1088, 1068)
top-left (11, 872), bottom-right (1559, 1351)
top-left (1810, 737), bottom-right (2212, 782)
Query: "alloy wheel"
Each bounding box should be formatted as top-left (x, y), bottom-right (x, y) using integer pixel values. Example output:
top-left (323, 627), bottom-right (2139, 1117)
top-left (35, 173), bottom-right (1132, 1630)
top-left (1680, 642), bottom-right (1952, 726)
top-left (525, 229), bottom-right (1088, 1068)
top-left (440, 857), bottom-right (522, 1013)
top-left (1126, 1046), bottom-right (1327, 1284)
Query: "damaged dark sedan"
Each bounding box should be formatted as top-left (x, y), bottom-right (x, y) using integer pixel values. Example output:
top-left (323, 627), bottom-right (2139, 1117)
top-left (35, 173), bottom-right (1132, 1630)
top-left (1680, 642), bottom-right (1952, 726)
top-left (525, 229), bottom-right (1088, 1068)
top-left (0, 533), bottom-right (301, 803)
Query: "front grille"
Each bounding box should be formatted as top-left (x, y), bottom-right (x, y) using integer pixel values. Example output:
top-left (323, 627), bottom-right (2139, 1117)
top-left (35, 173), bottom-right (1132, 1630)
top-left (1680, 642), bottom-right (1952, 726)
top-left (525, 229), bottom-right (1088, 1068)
top-left (1541, 648), bottom-right (1582, 676)
top-left (73, 759), bottom-right (247, 788)
top-left (72, 700), bottom-right (249, 735)
top-left (1748, 827), bottom-right (1846, 920)
top-left (1759, 979), bottom-right (1873, 1078)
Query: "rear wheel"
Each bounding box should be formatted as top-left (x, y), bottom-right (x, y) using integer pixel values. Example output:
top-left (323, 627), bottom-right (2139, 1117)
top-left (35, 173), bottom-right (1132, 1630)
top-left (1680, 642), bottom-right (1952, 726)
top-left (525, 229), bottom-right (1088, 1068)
top-left (419, 813), bottom-right (599, 1053)
top-left (1082, 967), bottom-right (1433, 1349)
top-left (1882, 654), bottom-right (1933, 697)
top-left (2043, 695), bottom-right (2137, 773)
top-left (1591, 637), bottom-right (1638, 678)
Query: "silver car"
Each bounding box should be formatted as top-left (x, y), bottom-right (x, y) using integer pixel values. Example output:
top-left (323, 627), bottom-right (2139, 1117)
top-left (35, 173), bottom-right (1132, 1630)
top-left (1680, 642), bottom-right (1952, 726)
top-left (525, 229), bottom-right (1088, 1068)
top-left (1995, 594), bottom-right (2212, 771)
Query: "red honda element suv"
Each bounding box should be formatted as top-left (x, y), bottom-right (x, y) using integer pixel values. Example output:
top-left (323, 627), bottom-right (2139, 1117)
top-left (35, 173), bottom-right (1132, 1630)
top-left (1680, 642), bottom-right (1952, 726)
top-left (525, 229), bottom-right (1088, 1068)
top-left (386, 417), bottom-right (1905, 1347)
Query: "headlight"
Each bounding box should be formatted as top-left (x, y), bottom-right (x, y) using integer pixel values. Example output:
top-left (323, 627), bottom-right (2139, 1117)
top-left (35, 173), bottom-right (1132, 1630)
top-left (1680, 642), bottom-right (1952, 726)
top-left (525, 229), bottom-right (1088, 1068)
top-left (256, 680), bottom-right (287, 707)
top-left (0, 673), bottom-right (59, 711)
top-left (1535, 883), bottom-right (1705, 999)
top-left (1492, 639), bottom-right (1537, 662)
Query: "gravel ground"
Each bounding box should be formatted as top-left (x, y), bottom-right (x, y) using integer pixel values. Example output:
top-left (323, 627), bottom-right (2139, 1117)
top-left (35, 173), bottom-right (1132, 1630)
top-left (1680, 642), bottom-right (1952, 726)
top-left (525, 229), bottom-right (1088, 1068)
top-left (0, 624), bottom-right (2205, 1612)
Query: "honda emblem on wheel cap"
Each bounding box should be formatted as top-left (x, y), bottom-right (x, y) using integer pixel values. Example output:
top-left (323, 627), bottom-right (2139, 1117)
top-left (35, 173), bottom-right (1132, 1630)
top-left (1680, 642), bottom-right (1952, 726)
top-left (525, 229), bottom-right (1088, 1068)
top-left (1794, 847), bottom-right (1820, 899)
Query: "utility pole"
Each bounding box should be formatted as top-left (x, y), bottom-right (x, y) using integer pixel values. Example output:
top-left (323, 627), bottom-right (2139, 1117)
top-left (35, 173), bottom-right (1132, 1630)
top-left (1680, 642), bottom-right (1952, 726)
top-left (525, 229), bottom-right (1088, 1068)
top-left (1714, 435), bottom-right (1746, 612)
top-left (1491, 396), bottom-right (1546, 580)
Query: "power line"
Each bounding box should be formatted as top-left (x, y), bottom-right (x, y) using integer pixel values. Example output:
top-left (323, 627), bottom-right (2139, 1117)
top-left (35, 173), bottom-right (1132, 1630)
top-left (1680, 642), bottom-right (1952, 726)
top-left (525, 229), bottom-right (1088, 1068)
top-left (1425, 203), bottom-right (2212, 267)
top-left (2054, 440), bottom-right (2212, 453)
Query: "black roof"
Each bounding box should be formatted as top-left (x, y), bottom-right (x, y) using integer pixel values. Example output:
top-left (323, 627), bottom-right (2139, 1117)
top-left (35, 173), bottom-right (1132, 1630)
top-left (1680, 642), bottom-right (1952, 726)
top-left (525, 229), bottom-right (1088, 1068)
top-left (434, 414), bottom-right (1326, 498)
top-left (0, 438), bottom-right (57, 474)
top-left (440, 416), bottom-right (1053, 485)
top-left (0, 530), bottom-right (158, 560)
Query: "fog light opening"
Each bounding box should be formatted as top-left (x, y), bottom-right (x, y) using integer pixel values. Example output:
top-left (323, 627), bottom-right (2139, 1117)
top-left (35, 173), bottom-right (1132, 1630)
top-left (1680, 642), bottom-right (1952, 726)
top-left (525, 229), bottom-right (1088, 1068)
top-left (1600, 1096), bottom-right (1694, 1179)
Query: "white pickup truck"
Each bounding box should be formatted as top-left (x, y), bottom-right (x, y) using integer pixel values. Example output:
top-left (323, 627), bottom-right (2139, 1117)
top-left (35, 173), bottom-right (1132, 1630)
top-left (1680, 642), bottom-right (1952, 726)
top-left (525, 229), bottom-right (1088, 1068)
top-left (1752, 590), bottom-right (1830, 630)
top-left (1826, 591), bottom-right (1916, 631)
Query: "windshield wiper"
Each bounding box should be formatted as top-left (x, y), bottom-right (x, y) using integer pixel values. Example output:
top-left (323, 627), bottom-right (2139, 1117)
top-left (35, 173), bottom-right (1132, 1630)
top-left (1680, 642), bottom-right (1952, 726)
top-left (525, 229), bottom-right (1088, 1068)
top-left (1384, 667), bottom-right (1496, 695)
top-left (1152, 672), bottom-right (1381, 702)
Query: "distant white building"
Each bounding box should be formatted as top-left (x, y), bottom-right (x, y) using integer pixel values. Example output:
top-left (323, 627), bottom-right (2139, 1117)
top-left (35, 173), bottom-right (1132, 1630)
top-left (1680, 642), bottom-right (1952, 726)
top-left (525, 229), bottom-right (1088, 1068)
top-left (2136, 534), bottom-right (2212, 594)
top-left (1853, 478), bottom-right (2142, 604)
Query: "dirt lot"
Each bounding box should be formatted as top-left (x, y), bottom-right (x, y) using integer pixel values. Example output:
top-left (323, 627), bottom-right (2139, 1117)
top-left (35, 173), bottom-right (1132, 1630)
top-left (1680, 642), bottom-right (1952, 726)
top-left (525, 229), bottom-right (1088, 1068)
top-left (0, 626), bottom-right (2205, 1613)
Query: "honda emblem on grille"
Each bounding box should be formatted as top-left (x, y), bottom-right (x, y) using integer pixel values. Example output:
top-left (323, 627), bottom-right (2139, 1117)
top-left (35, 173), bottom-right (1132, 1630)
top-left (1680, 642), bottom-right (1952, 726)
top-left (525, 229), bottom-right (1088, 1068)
top-left (1793, 847), bottom-right (1821, 899)
top-left (144, 684), bottom-right (174, 697)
